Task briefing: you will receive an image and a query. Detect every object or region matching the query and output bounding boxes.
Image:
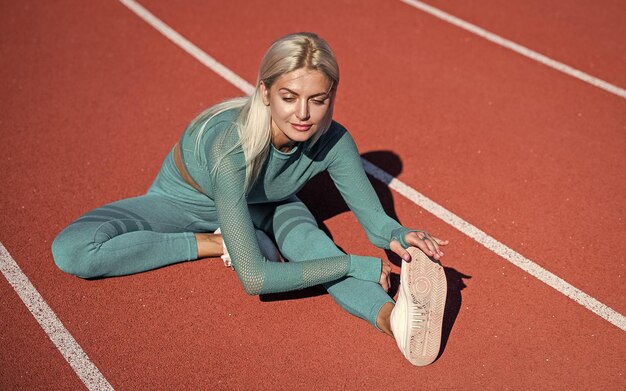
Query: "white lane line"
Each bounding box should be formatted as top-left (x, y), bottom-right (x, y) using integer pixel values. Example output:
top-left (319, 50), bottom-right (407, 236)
top-left (362, 161), bottom-right (626, 332)
top-left (119, 0), bottom-right (626, 332)
top-left (119, 0), bottom-right (253, 95)
top-left (0, 243), bottom-right (114, 391)
top-left (400, 0), bottom-right (626, 99)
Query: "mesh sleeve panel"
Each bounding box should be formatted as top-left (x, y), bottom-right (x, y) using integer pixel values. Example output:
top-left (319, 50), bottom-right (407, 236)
top-left (327, 129), bottom-right (404, 250)
top-left (208, 127), bottom-right (364, 295)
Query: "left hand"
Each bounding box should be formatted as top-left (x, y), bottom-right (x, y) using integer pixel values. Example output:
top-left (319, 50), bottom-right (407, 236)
top-left (378, 260), bottom-right (392, 292)
top-left (390, 230), bottom-right (449, 262)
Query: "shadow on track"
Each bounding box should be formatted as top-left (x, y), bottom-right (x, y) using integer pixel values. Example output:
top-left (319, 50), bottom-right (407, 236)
top-left (261, 150), bottom-right (404, 303)
top-left (438, 266), bottom-right (471, 359)
top-left (261, 150), bottom-right (472, 360)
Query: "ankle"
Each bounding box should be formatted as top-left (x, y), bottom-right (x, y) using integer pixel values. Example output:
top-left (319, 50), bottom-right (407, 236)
top-left (195, 233), bottom-right (224, 258)
top-left (377, 302), bottom-right (395, 337)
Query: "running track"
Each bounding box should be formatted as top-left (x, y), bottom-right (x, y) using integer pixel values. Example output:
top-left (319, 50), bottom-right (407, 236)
top-left (1, 0), bottom-right (624, 389)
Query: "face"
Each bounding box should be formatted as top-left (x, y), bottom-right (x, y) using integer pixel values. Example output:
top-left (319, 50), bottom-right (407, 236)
top-left (260, 68), bottom-right (333, 152)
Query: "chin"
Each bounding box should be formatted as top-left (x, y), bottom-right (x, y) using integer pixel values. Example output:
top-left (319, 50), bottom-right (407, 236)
top-left (292, 131), bottom-right (317, 143)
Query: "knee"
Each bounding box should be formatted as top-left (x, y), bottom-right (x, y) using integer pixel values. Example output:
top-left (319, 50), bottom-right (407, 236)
top-left (51, 227), bottom-right (99, 279)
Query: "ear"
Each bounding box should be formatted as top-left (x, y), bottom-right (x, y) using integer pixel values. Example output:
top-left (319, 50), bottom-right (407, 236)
top-left (259, 81), bottom-right (270, 106)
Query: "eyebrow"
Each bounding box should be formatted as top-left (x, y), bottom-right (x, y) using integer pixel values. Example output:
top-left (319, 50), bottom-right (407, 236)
top-left (278, 88), bottom-right (330, 99)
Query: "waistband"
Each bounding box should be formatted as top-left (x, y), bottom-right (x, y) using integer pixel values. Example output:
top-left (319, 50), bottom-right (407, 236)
top-left (173, 142), bottom-right (206, 195)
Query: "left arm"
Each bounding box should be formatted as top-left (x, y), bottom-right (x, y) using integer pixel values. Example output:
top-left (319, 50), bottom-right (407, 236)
top-left (326, 125), bottom-right (448, 261)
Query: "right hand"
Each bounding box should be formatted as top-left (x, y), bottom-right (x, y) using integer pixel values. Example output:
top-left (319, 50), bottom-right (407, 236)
top-left (379, 260), bottom-right (392, 292)
top-left (390, 230), bottom-right (448, 262)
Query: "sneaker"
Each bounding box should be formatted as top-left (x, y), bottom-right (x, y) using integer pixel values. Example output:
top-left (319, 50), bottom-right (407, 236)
top-left (390, 247), bottom-right (447, 366)
top-left (213, 228), bottom-right (232, 268)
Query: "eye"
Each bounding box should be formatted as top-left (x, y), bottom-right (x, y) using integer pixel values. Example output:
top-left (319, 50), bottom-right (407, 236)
top-left (311, 98), bottom-right (327, 105)
top-left (281, 96), bottom-right (295, 102)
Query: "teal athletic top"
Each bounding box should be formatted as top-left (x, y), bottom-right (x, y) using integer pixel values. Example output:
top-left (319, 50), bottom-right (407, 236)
top-left (178, 109), bottom-right (413, 295)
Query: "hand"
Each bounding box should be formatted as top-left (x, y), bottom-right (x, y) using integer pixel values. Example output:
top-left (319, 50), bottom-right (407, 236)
top-left (390, 230), bottom-right (449, 261)
top-left (379, 260), bottom-right (392, 292)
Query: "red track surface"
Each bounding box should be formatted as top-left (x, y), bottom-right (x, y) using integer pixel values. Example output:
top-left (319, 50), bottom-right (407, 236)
top-left (1, 0), bottom-right (624, 389)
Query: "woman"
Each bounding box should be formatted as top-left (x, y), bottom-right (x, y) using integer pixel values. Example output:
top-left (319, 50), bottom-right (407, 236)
top-left (52, 32), bottom-right (449, 366)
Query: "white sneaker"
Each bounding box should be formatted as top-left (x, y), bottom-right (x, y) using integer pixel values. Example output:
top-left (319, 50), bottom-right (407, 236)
top-left (213, 228), bottom-right (232, 268)
top-left (390, 247), bottom-right (447, 366)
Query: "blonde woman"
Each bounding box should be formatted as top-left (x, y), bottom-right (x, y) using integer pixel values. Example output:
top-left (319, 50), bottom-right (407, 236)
top-left (52, 32), bottom-right (449, 366)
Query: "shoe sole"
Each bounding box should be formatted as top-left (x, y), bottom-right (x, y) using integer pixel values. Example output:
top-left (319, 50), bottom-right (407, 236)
top-left (401, 247), bottom-right (447, 366)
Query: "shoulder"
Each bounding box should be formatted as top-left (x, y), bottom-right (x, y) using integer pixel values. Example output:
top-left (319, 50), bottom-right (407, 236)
top-left (314, 120), bottom-right (355, 149)
top-left (326, 120), bottom-right (359, 151)
top-left (181, 107), bottom-right (244, 170)
top-left (305, 120), bottom-right (360, 164)
top-left (191, 107), bottom-right (239, 135)
top-left (185, 108), bottom-right (241, 149)
top-left (326, 119), bottom-right (349, 138)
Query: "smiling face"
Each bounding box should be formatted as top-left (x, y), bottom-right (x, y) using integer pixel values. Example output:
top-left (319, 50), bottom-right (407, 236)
top-left (260, 68), bottom-right (333, 152)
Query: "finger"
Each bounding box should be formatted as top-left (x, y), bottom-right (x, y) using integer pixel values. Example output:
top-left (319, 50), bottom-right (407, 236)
top-left (380, 262), bottom-right (390, 291)
top-left (385, 263), bottom-right (392, 291)
top-left (423, 239), bottom-right (439, 259)
top-left (414, 240), bottom-right (436, 258)
top-left (407, 233), bottom-right (436, 256)
top-left (431, 238), bottom-right (446, 256)
top-left (381, 273), bottom-right (389, 292)
top-left (385, 262), bottom-right (391, 290)
top-left (428, 238), bottom-right (445, 259)
top-left (426, 238), bottom-right (441, 255)
top-left (432, 236), bottom-right (449, 246)
top-left (425, 242), bottom-right (437, 255)
top-left (383, 263), bottom-right (392, 278)
top-left (417, 234), bottom-right (443, 257)
top-left (390, 239), bottom-right (411, 262)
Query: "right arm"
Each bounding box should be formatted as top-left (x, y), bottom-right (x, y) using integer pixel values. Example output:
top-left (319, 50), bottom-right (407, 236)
top-left (207, 129), bottom-right (381, 295)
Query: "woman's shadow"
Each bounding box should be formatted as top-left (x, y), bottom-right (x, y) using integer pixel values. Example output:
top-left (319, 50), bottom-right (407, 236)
top-left (261, 150), bottom-right (471, 357)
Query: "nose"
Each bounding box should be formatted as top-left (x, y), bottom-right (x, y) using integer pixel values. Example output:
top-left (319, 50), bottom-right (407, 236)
top-left (296, 99), bottom-right (310, 121)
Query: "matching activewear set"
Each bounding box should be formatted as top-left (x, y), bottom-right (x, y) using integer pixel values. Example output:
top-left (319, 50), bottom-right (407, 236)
top-left (52, 109), bottom-right (416, 328)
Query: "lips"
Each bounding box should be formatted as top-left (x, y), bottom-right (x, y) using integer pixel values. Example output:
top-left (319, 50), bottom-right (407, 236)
top-left (291, 123), bottom-right (312, 132)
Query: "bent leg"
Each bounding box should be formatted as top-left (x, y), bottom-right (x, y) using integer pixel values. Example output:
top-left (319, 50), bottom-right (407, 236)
top-left (51, 194), bottom-right (208, 278)
top-left (249, 197), bottom-right (394, 329)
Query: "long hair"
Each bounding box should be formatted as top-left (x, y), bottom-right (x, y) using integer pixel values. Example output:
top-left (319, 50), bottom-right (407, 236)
top-left (191, 32), bottom-right (340, 192)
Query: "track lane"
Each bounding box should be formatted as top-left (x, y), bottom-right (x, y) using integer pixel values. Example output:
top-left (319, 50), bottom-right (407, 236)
top-left (1, 0), bottom-right (625, 389)
top-left (418, 0), bottom-right (626, 88)
top-left (343, 4), bottom-right (626, 313)
top-left (139, 0), bottom-right (626, 317)
top-left (112, 0), bottom-right (624, 388)
top-left (328, 186), bottom-right (625, 389)
top-left (0, 276), bottom-right (86, 391)
top-left (1, 0), bottom-right (243, 388)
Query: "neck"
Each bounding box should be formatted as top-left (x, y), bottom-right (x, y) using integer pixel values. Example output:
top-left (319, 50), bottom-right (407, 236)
top-left (270, 125), bottom-right (296, 152)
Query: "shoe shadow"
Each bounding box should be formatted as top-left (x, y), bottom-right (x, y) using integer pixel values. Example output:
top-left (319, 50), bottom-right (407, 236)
top-left (261, 150), bottom-right (471, 363)
top-left (438, 266), bottom-right (471, 360)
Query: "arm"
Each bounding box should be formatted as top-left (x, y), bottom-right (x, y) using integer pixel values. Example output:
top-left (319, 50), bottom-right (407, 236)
top-left (326, 125), bottom-right (448, 260)
top-left (326, 126), bottom-right (413, 248)
top-left (208, 129), bottom-right (381, 295)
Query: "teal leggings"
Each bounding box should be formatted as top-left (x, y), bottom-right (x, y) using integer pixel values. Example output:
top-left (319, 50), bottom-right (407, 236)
top-left (52, 190), bottom-right (393, 329)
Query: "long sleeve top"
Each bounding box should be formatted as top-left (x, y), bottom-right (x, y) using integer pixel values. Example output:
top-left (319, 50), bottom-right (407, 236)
top-left (179, 109), bottom-right (412, 295)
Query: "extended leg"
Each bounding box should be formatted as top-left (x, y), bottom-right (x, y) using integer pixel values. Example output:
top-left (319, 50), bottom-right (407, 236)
top-left (51, 194), bottom-right (211, 278)
top-left (249, 197), bottom-right (394, 329)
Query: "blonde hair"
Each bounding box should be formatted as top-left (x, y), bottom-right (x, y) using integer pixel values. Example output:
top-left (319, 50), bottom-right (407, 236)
top-left (191, 32), bottom-right (340, 192)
